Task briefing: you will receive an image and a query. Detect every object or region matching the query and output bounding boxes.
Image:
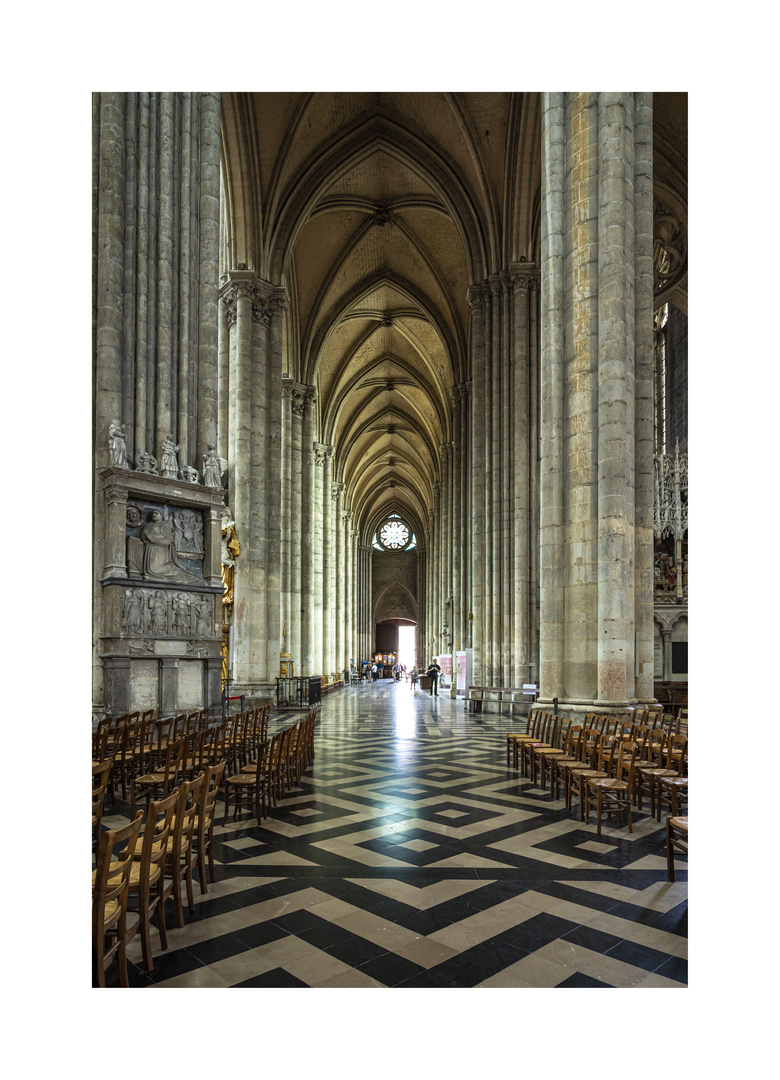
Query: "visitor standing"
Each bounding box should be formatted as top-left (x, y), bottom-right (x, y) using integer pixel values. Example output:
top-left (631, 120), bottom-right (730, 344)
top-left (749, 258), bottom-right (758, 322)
top-left (426, 660), bottom-right (441, 696)
top-left (371, 662), bottom-right (378, 682)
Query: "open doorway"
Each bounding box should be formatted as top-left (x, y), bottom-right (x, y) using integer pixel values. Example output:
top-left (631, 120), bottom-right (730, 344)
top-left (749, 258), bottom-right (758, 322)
top-left (397, 624), bottom-right (416, 671)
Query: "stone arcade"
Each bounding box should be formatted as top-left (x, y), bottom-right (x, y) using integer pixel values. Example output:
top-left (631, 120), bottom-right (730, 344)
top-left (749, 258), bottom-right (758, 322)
top-left (92, 92), bottom-right (687, 719)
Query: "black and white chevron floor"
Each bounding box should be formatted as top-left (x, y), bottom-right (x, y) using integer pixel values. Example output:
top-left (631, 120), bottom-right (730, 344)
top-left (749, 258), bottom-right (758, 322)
top-left (102, 680), bottom-right (687, 988)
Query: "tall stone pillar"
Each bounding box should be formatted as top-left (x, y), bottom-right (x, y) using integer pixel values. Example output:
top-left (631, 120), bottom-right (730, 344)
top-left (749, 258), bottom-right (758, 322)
top-left (222, 271), bottom-right (287, 692)
top-left (313, 443), bottom-right (332, 674)
top-left (510, 265), bottom-right (539, 688)
top-left (450, 390), bottom-right (463, 653)
top-left (93, 91), bottom-right (221, 711)
top-left (332, 481), bottom-right (345, 671)
top-left (343, 510), bottom-right (353, 668)
top-left (539, 91), bottom-right (654, 714)
top-left (468, 287), bottom-right (486, 683)
top-left (300, 388), bottom-right (317, 674)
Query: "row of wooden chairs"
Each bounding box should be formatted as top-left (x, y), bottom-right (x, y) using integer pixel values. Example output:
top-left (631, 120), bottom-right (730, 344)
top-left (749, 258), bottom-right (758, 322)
top-left (222, 711), bottom-right (317, 827)
top-left (93, 710), bottom-right (207, 804)
top-left (507, 708), bottom-right (689, 839)
top-left (92, 759), bottom-right (226, 986)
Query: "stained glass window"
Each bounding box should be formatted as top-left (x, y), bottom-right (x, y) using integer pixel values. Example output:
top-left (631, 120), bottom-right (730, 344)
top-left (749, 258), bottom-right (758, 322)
top-left (379, 519), bottom-right (410, 549)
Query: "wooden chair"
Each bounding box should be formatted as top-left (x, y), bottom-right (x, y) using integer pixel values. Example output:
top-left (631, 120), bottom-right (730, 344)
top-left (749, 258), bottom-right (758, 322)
top-left (222, 743), bottom-right (269, 827)
top-left (111, 718), bottom-right (144, 803)
top-left (506, 709), bottom-right (543, 769)
top-left (550, 724), bottom-right (584, 801)
top-left (635, 737), bottom-right (687, 818)
top-left (561, 728), bottom-right (602, 813)
top-left (584, 741), bottom-right (639, 835)
top-left (125, 788), bottom-right (179, 971)
top-left (92, 811), bottom-right (143, 987)
top-left (520, 712), bottom-right (555, 779)
top-left (666, 816), bottom-right (688, 881)
top-left (657, 770), bottom-right (688, 822)
top-left (163, 774), bottom-right (205, 928)
top-left (131, 737), bottom-right (185, 818)
top-left (195, 761), bottom-right (226, 893)
top-left (92, 759), bottom-right (113, 850)
top-left (567, 734), bottom-right (617, 820)
top-left (531, 718), bottom-right (569, 790)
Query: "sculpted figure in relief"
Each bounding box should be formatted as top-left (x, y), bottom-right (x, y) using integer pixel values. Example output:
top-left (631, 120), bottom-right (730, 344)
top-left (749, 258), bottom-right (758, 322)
top-left (123, 588), bottom-right (144, 635)
top-left (160, 434), bottom-right (180, 479)
top-left (171, 592), bottom-right (192, 636)
top-left (139, 511), bottom-right (201, 584)
top-left (148, 590), bottom-right (168, 635)
top-left (109, 420), bottom-right (129, 469)
top-left (179, 464), bottom-right (199, 484)
top-left (172, 509), bottom-right (204, 553)
top-left (192, 595), bottom-right (212, 636)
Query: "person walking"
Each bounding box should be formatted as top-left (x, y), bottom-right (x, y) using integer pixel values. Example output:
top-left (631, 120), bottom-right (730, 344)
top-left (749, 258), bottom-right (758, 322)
top-left (371, 662), bottom-right (378, 682)
top-left (426, 659), bottom-right (441, 695)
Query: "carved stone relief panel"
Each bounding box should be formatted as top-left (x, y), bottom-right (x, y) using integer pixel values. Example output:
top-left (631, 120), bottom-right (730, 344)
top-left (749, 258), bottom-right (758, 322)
top-left (126, 501), bottom-right (204, 582)
top-left (120, 586), bottom-right (216, 639)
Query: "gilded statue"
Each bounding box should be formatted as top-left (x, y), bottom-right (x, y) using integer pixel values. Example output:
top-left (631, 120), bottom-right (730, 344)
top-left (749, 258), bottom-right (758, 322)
top-left (221, 507), bottom-right (240, 612)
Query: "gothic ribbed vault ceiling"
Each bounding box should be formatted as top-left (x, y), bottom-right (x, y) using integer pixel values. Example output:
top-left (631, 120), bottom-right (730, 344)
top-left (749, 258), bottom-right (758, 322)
top-left (220, 92), bottom-right (543, 544)
top-left (219, 92), bottom-right (686, 544)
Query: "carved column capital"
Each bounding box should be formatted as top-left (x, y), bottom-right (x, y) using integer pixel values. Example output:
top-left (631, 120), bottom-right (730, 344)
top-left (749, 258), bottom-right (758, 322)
top-left (314, 442), bottom-right (333, 467)
top-left (220, 273), bottom-right (288, 327)
top-left (331, 481), bottom-right (345, 502)
top-left (439, 442), bottom-right (453, 462)
top-left (510, 262), bottom-right (541, 292)
top-left (467, 284), bottom-right (487, 312)
top-left (342, 510), bottom-right (353, 526)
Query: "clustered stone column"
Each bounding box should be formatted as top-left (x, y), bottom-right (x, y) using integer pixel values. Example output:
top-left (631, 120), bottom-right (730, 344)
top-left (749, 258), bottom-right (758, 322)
top-left (93, 91), bottom-right (221, 711)
top-left (467, 267), bottom-right (540, 689)
top-left (539, 92), bottom-right (654, 713)
top-left (220, 271), bottom-right (288, 692)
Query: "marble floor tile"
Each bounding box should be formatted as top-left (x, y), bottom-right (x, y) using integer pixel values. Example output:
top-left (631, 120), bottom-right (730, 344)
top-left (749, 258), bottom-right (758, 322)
top-left (98, 684), bottom-right (687, 988)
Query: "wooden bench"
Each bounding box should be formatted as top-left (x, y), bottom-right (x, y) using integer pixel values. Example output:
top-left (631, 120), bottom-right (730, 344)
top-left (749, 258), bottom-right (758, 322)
top-left (467, 686), bottom-right (533, 714)
top-left (320, 675), bottom-right (344, 696)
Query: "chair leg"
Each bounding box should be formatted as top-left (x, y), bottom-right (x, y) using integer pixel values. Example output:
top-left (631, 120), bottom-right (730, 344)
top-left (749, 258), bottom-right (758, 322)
top-left (157, 878), bottom-right (168, 950)
top-left (666, 818), bottom-right (675, 882)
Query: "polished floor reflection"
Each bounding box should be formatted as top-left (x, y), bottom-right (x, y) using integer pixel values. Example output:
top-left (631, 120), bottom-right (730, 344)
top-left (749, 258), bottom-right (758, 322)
top-left (102, 680), bottom-right (688, 988)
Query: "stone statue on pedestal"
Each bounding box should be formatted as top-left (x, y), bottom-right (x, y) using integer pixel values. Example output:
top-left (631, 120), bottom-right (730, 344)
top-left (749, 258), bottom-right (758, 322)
top-left (160, 434), bottom-right (180, 479)
top-left (203, 445), bottom-right (224, 488)
top-left (109, 420), bottom-right (129, 469)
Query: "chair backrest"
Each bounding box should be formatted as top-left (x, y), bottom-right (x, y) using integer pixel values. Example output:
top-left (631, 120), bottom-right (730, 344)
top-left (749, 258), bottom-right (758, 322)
top-left (181, 773), bottom-right (206, 862)
top-left (93, 721), bottom-right (113, 763)
top-left (169, 774), bottom-right (204, 869)
top-left (581, 728), bottom-right (601, 765)
top-left (616, 741), bottom-right (639, 786)
top-left (564, 724), bottom-right (583, 756)
top-left (161, 737), bottom-right (186, 794)
top-left (667, 735), bottom-right (688, 774)
top-left (205, 722), bottom-right (228, 765)
top-left (93, 759), bottom-right (113, 802)
top-left (140, 788), bottom-right (179, 883)
top-left (632, 725), bottom-right (650, 753)
top-left (595, 735), bottom-right (618, 775)
top-left (93, 811), bottom-right (144, 965)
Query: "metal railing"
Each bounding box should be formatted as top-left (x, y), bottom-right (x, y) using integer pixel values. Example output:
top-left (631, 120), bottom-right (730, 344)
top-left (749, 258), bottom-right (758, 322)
top-left (276, 676), bottom-right (322, 709)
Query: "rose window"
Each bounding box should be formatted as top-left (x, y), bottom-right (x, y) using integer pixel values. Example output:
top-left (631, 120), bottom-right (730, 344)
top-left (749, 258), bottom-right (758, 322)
top-left (379, 519), bottom-right (410, 550)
